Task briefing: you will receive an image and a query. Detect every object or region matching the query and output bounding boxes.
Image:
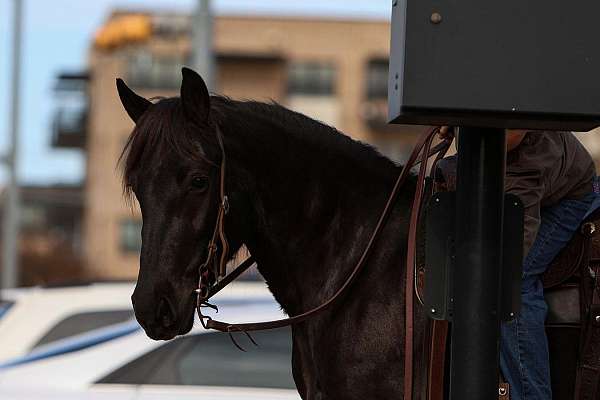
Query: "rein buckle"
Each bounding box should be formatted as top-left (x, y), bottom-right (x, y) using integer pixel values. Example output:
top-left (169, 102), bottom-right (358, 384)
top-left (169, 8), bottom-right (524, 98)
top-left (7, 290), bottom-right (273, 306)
top-left (196, 267), bottom-right (219, 329)
top-left (222, 195), bottom-right (230, 215)
top-left (196, 265), bottom-right (215, 302)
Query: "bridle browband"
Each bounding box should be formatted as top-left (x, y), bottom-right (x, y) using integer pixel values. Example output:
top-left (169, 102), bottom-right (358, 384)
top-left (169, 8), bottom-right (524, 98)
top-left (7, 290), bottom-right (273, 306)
top-left (194, 124), bottom-right (452, 359)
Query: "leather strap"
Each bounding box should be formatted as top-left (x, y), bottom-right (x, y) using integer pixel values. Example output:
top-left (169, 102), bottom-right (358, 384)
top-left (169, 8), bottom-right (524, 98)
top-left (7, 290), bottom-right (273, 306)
top-left (575, 247), bottom-right (600, 400)
top-left (574, 223), bottom-right (600, 400)
top-left (215, 126), bottom-right (230, 278)
top-left (415, 136), bottom-right (453, 306)
top-left (575, 304), bottom-right (600, 400)
top-left (406, 132), bottom-right (454, 399)
top-left (404, 132), bottom-right (436, 399)
top-left (195, 126), bottom-right (232, 302)
top-left (428, 320), bottom-right (449, 400)
top-left (206, 256), bottom-right (256, 299)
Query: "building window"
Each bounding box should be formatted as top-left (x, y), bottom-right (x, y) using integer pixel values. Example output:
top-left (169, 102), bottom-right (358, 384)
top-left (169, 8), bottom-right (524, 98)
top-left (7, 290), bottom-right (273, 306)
top-left (362, 58), bottom-right (394, 131)
top-left (52, 72), bottom-right (88, 149)
top-left (120, 219), bottom-right (142, 253)
top-left (366, 58), bottom-right (389, 99)
top-left (288, 62), bottom-right (336, 95)
top-left (127, 50), bottom-right (187, 90)
top-left (21, 205), bottom-right (46, 229)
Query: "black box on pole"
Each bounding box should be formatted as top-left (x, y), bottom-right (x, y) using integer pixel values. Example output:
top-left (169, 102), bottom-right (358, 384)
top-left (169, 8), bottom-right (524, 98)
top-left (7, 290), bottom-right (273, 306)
top-left (424, 192), bottom-right (523, 323)
top-left (388, 0), bottom-right (600, 131)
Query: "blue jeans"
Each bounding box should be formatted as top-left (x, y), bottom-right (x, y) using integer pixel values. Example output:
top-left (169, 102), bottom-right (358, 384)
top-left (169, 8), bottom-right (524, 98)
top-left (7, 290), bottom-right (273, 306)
top-left (500, 188), bottom-right (600, 400)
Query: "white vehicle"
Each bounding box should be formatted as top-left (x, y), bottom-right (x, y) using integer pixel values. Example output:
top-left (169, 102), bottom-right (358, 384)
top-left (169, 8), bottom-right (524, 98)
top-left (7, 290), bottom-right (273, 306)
top-left (0, 291), bottom-right (300, 400)
top-left (0, 282), bottom-right (136, 362)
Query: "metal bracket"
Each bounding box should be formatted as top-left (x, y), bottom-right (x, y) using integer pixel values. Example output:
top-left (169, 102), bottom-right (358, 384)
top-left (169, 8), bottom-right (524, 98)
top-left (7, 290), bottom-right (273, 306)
top-left (425, 192), bottom-right (523, 321)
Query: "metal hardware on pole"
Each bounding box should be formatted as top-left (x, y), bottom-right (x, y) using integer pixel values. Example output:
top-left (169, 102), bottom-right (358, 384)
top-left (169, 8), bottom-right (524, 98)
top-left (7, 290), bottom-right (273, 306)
top-left (191, 0), bottom-right (214, 91)
top-left (450, 128), bottom-right (506, 399)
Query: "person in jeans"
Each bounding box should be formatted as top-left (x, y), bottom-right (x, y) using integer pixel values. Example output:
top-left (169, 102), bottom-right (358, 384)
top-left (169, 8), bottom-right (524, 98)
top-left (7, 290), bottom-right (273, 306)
top-left (437, 128), bottom-right (599, 400)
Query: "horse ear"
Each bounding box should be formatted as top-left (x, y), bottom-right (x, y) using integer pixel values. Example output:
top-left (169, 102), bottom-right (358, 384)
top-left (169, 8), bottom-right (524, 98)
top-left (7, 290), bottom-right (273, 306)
top-left (116, 78), bottom-right (151, 123)
top-left (180, 67), bottom-right (210, 124)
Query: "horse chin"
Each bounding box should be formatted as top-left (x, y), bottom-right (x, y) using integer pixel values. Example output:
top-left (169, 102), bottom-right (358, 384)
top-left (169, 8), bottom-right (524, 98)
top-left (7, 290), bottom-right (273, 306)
top-left (178, 306), bottom-right (195, 336)
top-left (141, 299), bottom-right (196, 340)
top-left (144, 314), bottom-right (193, 341)
top-left (178, 301), bottom-right (196, 335)
top-left (145, 327), bottom-right (178, 341)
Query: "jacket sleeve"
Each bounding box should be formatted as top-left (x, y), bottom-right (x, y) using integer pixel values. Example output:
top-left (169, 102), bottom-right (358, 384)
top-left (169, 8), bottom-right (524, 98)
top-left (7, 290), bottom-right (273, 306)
top-left (505, 169), bottom-right (544, 257)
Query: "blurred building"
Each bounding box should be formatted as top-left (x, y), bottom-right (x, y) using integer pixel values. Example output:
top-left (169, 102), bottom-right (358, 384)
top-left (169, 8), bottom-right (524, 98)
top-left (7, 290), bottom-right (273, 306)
top-left (0, 184), bottom-right (85, 286)
top-left (81, 10), bottom-right (428, 279)
top-left (60, 9), bottom-right (600, 280)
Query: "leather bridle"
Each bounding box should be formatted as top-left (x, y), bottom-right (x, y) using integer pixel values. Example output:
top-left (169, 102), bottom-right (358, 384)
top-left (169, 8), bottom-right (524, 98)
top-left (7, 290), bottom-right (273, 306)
top-left (194, 125), bottom-right (259, 314)
top-left (194, 124), bottom-right (452, 399)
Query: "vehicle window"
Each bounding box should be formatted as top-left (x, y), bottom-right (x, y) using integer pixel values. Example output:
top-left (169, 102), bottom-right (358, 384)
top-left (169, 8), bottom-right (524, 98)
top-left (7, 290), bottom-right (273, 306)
top-left (32, 309), bottom-right (134, 349)
top-left (175, 327), bottom-right (294, 389)
top-left (0, 300), bottom-right (14, 319)
top-left (98, 327), bottom-right (295, 389)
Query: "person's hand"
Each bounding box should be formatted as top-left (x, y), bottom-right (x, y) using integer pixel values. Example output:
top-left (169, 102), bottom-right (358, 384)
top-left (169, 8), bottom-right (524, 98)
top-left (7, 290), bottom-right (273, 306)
top-left (438, 126), bottom-right (455, 141)
top-left (506, 130), bottom-right (527, 151)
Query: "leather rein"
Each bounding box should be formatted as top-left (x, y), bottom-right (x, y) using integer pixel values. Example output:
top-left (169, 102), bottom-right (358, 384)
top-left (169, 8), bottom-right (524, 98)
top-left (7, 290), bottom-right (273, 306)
top-left (195, 125), bottom-right (451, 336)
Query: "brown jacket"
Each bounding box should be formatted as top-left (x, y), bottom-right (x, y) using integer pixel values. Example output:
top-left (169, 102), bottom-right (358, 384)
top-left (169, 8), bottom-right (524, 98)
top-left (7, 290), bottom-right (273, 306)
top-left (435, 131), bottom-right (596, 255)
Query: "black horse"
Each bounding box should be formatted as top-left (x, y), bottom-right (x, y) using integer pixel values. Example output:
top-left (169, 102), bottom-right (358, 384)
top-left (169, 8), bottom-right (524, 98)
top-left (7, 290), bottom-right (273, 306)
top-left (117, 67), bottom-right (428, 399)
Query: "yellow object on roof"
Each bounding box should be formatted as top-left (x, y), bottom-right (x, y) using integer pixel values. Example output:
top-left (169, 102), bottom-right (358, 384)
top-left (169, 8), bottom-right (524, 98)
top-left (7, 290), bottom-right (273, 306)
top-left (94, 15), bottom-right (152, 49)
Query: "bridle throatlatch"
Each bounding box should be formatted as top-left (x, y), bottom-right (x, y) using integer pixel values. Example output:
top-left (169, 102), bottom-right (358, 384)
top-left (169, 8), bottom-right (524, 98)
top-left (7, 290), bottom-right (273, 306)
top-left (194, 124), bottom-right (453, 359)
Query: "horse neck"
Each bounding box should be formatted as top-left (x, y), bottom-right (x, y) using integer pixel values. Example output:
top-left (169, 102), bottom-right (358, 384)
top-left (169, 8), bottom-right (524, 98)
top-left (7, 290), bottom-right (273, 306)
top-left (220, 107), bottom-right (406, 315)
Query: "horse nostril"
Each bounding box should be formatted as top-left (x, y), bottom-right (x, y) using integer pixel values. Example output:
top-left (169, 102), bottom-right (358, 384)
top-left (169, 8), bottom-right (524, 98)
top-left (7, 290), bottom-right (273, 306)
top-left (157, 297), bottom-right (176, 328)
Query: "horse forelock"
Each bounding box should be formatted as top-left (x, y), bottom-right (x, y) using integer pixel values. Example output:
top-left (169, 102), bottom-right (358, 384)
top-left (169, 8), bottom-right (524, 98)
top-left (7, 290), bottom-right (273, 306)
top-left (119, 97), bottom-right (216, 203)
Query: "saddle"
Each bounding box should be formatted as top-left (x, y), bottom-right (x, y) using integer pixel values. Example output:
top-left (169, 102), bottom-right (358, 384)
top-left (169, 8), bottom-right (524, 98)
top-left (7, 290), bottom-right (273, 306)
top-left (544, 209), bottom-right (600, 400)
top-left (417, 164), bottom-right (600, 400)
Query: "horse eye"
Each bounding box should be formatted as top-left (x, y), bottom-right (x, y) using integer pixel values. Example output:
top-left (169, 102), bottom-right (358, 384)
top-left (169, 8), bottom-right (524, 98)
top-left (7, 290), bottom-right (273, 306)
top-left (190, 176), bottom-right (209, 191)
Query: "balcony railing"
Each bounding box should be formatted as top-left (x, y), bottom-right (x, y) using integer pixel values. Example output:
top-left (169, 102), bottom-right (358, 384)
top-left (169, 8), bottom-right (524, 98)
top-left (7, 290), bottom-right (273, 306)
top-left (52, 72), bottom-right (89, 149)
top-left (52, 108), bottom-right (87, 149)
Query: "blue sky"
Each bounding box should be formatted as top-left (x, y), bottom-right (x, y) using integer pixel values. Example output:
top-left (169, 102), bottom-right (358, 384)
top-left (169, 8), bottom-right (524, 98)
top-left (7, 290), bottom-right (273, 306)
top-left (0, 0), bottom-right (391, 185)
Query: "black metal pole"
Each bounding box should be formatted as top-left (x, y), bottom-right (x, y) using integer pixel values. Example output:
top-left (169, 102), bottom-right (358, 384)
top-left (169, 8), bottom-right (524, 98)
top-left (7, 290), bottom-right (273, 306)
top-left (450, 127), bottom-right (506, 400)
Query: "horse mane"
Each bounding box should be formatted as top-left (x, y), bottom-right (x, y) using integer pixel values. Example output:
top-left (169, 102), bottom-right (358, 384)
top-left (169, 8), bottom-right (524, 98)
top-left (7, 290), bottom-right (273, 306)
top-left (210, 96), bottom-right (397, 174)
top-left (120, 95), bottom-right (399, 202)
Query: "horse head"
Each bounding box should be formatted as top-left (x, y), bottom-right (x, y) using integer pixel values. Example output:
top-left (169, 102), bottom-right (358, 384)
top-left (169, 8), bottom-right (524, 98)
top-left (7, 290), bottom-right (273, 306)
top-left (116, 68), bottom-right (239, 340)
